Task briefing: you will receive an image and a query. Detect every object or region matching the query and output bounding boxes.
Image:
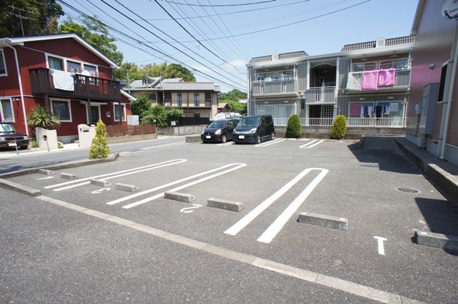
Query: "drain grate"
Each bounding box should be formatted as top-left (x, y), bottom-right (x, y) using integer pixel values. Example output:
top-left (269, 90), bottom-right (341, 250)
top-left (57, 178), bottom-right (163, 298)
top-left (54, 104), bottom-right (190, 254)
top-left (396, 187), bottom-right (420, 193)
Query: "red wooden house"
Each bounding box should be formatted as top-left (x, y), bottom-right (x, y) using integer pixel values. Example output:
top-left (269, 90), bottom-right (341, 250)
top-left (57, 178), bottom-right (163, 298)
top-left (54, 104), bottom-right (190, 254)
top-left (0, 33), bottom-right (132, 144)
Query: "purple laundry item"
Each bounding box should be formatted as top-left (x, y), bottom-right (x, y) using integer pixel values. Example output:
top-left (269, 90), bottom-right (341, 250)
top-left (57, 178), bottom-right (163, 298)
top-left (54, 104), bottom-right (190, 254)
top-left (378, 69), bottom-right (395, 87)
top-left (361, 70), bottom-right (379, 91)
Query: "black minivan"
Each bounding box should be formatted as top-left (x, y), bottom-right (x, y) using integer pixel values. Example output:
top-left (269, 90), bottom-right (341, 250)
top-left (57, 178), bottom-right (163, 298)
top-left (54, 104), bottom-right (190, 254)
top-left (233, 115), bottom-right (275, 144)
top-left (201, 119), bottom-right (240, 143)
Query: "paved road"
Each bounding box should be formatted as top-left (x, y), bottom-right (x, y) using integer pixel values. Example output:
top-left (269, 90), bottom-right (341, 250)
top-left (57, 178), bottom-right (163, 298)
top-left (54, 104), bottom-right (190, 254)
top-left (1, 137), bottom-right (457, 303)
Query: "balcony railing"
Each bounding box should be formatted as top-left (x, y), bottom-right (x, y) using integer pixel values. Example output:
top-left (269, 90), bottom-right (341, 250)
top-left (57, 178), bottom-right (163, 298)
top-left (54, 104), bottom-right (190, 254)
top-left (303, 86), bottom-right (336, 104)
top-left (272, 117), bottom-right (406, 127)
top-left (252, 79), bottom-right (296, 95)
top-left (29, 68), bottom-right (121, 101)
top-left (346, 68), bottom-right (411, 91)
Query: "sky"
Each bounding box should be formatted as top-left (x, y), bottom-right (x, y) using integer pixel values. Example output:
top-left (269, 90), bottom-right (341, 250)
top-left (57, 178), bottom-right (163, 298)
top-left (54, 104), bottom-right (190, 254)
top-left (57, 0), bottom-right (420, 92)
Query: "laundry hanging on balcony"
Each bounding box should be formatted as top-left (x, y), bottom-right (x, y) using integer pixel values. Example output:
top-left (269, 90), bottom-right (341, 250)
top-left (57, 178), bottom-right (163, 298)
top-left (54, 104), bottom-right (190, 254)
top-left (378, 69), bottom-right (395, 87)
top-left (361, 70), bottom-right (379, 90)
top-left (50, 69), bottom-right (74, 91)
top-left (346, 72), bottom-right (362, 90)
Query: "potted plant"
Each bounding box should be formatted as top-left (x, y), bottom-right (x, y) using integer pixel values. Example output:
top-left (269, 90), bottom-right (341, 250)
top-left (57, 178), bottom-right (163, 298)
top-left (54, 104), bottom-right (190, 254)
top-left (27, 105), bottom-right (61, 150)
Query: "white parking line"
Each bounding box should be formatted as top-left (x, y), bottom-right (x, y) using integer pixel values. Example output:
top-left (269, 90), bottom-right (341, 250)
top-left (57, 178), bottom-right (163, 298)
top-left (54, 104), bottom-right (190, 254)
top-left (122, 163), bottom-right (247, 209)
top-left (46, 159), bottom-right (187, 191)
top-left (257, 169), bottom-right (328, 243)
top-left (299, 139), bottom-right (325, 149)
top-left (374, 236), bottom-right (387, 255)
top-left (225, 168), bottom-right (327, 237)
top-left (255, 139), bottom-right (286, 147)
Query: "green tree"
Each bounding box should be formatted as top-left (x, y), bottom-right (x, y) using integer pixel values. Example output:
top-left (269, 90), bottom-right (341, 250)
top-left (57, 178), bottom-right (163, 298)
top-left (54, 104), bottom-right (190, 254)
top-left (286, 114), bottom-right (302, 138)
top-left (219, 89), bottom-right (247, 114)
top-left (219, 89), bottom-right (247, 101)
top-left (58, 15), bottom-right (123, 66)
top-left (89, 120), bottom-right (110, 159)
top-left (163, 63), bottom-right (196, 82)
top-left (141, 105), bottom-right (183, 127)
top-left (114, 62), bottom-right (196, 83)
top-left (331, 114), bottom-right (347, 139)
top-left (0, 0), bottom-right (64, 36)
top-left (130, 94), bottom-right (152, 121)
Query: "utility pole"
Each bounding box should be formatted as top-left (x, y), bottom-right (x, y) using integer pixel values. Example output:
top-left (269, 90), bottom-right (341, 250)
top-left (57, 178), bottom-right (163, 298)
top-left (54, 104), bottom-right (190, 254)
top-left (7, 5), bottom-right (36, 36)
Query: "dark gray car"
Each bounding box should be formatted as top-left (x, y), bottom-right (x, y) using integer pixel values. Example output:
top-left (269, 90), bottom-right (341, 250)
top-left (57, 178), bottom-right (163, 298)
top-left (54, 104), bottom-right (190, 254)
top-left (0, 123), bottom-right (29, 149)
top-left (201, 119), bottom-right (240, 143)
top-left (233, 115), bottom-right (275, 144)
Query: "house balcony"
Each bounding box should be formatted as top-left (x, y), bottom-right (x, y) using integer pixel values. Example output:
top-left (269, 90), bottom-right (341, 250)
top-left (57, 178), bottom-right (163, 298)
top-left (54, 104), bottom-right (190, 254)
top-left (303, 86), bottom-right (336, 104)
top-left (29, 68), bottom-right (121, 102)
top-left (346, 68), bottom-right (411, 92)
top-left (252, 79), bottom-right (296, 96)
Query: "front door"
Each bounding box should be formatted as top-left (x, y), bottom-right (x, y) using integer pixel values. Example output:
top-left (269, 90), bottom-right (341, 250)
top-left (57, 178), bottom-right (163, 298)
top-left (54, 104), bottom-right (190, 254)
top-left (90, 106), bottom-right (99, 125)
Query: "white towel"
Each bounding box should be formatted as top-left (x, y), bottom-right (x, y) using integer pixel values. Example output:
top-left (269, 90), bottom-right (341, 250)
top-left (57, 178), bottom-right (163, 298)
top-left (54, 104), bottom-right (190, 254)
top-left (50, 69), bottom-right (74, 91)
top-left (346, 72), bottom-right (362, 90)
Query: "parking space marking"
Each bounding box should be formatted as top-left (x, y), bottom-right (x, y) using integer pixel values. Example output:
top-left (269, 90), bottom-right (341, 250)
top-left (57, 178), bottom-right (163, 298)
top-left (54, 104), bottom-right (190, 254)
top-left (299, 139), bottom-right (324, 149)
top-left (139, 142), bottom-right (186, 150)
top-left (257, 169), bottom-right (328, 243)
top-left (106, 163), bottom-right (245, 206)
top-left (122, 163), bottom-right (247, 209)
top-left (45, 159), bottom-right (187, 191)
top-left (225, 168), bottom-right (328, 238)
top-left (255, 139), bottom-right (286, 147)
top-left (374, 236), bottom-right (387, 255)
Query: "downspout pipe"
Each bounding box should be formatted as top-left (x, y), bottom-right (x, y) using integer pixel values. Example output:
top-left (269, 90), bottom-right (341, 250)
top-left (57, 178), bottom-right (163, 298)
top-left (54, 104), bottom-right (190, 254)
top-left (1, 40), bottom-right (28, 136)
top-left (438, 22), bottom-right (458, 159)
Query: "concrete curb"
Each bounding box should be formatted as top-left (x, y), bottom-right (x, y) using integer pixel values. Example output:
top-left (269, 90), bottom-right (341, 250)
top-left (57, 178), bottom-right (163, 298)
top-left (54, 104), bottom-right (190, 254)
top-left (115, 183), bottom-right (139, 192)
top-left (60, 173), bottom-right (77, 180)
top-left (164, 191), bottom-right (195, 203)
top-left (185, 136), bottom-right (201, 143)
top-left (90, 179), bottom-right (111, 187)
top-left (414, 230), bottom-right (458, 253)
top-left (207, 198), bottom-right (244, 212)
top-left (298, 212), bottom-right (348, 231)
top-left (395, 139), bottom-right (458, 204)
top-left (0, 178), bottom-right (41, 196)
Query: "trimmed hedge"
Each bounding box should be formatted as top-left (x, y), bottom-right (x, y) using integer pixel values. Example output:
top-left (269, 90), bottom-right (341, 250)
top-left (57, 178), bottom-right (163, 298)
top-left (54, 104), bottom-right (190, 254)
top-left (286, 114), bottom-right (302, 138)
top-left (331, 114), bottom-right (347, 139)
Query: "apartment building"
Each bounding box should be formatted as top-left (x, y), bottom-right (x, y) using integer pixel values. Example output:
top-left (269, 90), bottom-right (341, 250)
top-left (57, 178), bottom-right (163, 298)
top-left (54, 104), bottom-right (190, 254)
top-left (246, 36), bottom-right (414, 131)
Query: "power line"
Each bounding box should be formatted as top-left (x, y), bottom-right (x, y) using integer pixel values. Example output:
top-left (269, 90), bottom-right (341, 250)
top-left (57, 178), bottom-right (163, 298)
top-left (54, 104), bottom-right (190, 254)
top-left (159, 0), bottom-right (278, 7)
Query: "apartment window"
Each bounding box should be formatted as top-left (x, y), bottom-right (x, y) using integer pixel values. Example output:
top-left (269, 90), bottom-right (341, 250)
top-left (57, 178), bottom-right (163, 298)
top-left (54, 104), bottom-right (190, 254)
top-left (83, 64), bottom-right (97, 76)
top-left (114, 103), bottom-right (126, 121)
top-left (380, 59), bottom-right (409, 70)
top-left (177, 93), bottom-right (182, 107)
top-left (0, 49), bottom-right (7, 76)
top-left (48, 56), bottom-right (64, 71)
top-left (194, 94), bottom-right (200, 106)
top-left (51, 100), bottom-right (71, 122)
top-left (352, 62), bottom-right (377, 72)
top-left (0, 98), bottom-right (14, 122)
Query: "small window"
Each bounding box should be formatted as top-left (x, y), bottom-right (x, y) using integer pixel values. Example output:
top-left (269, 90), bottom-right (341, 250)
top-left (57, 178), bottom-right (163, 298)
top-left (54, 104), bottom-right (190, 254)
top-left (177, 93), bottom-right (182, 107)
top-left (0, 49), bottom-right (7, 76)
top-left (114, 103), bottom-right (126, 121)
top-left (438, 63), bottom-right (448, 102)
top-left (67, 60), bottom-right (82, 73)
top-left (0, 98), bottom-right (14, 122)
top-left (51, 100), bottom-right (71, 122)
top-left (48, 56), bottom-right (64, 71)
top-left (83, 64), bottom-right (97, 77)
top-left (194, 94), bottom-right (200, 106)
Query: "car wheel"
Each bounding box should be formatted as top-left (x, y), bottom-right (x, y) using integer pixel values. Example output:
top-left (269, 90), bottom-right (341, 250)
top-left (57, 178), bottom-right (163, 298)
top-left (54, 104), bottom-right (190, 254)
top-left (221, 134), bottom-right (227, 143)
top-left (270, 132), bottom-right (275, 140)
top-left (255, 135), bottom-right (261, 144)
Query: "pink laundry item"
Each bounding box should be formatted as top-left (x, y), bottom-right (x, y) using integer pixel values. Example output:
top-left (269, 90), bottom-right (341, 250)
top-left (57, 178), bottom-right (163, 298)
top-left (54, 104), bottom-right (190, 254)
top-left (378, 69), bottom-right (395, 87)
top-left (361, 70), bottom-right (379, 91)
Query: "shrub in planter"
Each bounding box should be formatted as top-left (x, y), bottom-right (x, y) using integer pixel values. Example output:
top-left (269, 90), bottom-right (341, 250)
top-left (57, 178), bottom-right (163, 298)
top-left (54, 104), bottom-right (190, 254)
top-left (89, 120), bottom-right (110, 159)
top-left (286, 114), bottom-right (302, 138)
top-left (331, 114), bottom-right (347, 139)
top-left (27, 104), bottom-right (61, 130)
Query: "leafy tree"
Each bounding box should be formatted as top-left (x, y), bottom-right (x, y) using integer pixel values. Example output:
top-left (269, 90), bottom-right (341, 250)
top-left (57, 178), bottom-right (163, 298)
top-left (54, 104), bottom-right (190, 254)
top-left (130, 94), bottom-right (152, 121)
top-left (89, 120), bottom-right (110, 159)
top-left (219, 89), bottom-right (247, 101)
top-left (331, 114), bottom-right (347, 139)
top-left (0, 0), bottom-right (64, 37)
top-left (58, 15), bottom-right (123, 66)
top-left (286, 114), bottom-right (302, 138)
top-left (114, 62), bottom-right (196, 83)
top-left (141, 105), bottom-right (183, 127)
top-left (218, 89), bottom-right (247, 114)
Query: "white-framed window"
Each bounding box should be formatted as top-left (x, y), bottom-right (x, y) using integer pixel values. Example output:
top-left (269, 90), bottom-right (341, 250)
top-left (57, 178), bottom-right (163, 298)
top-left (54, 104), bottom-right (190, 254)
top-left (194, 94), bottom-right (200, 107)
top-left (0, 49), bottom-right (7, 76)
top-left (51, 99), bottom-right (72, 122)
top-left (352, 62), bottom-right (377, 72)
top-left (46, 54), bottom-right (98, 76)
top-left (114, 103), bottom-right (126, 121)
top-left (0, 98), bottom-right (14, 122)
top-left (380, 59), bottom-right (410, 70)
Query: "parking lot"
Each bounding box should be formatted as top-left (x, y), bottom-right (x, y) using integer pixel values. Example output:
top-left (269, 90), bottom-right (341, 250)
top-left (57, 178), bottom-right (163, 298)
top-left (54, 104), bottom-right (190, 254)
top-left (2, 137), bottom-right (458, 303)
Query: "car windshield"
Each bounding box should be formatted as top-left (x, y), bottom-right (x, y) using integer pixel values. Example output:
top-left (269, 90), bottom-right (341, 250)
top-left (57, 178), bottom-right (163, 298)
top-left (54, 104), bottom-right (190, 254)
top-left (0, 123), bottom-right (16, 133)
top-left (208, 120), bottom-right (226, 128)
top-left (240, 117), bottom-right (259, 127)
